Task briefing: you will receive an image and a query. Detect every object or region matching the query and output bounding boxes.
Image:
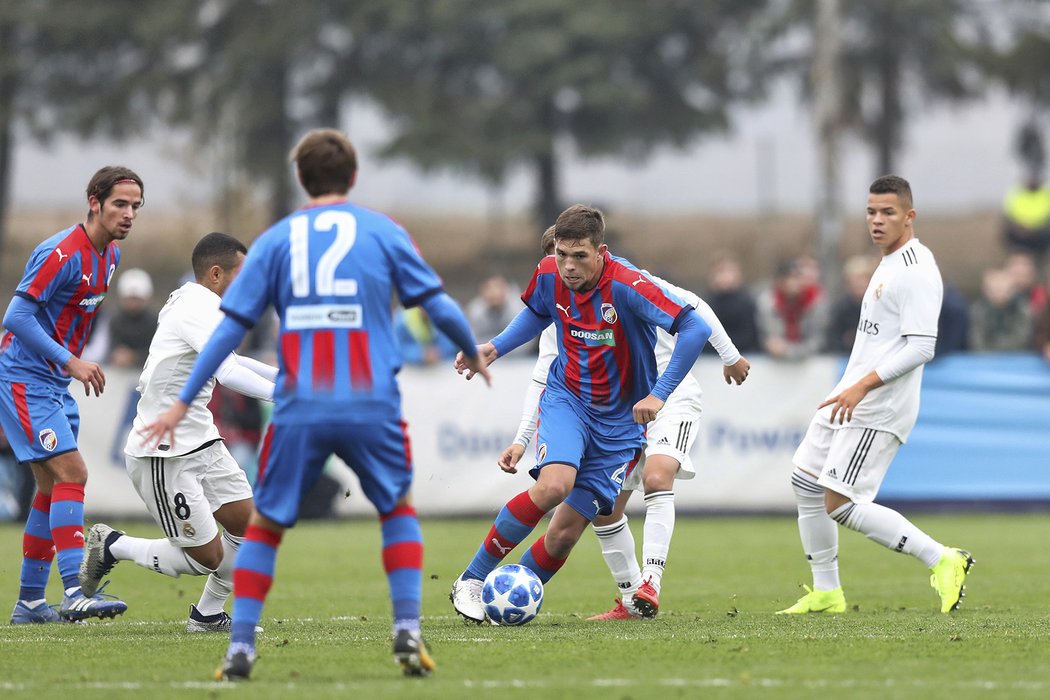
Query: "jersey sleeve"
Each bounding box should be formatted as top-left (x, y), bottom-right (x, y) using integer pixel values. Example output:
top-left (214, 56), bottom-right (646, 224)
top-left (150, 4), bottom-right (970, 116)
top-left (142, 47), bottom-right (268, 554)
top-left (16, 245), bottom-right (77, 305)
top-left (520, 260), bottom-right (554, 319)
top-left (897, 263), bottom-right (943, 338)
top-left (387, 226), bottom-right (444, 307)
top-left (620, 275), bottom-right (689, 334)
top-left (219, 237), bottom-right (276, 327)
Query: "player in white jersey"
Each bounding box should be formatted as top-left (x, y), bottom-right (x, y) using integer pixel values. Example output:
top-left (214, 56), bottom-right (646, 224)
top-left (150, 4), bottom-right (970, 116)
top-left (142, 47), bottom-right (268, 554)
top-left (79, 232), bottom-right (278, 632)
top-left (778, 175), bottom-right (974, 616)
top-left (498, 227), bottom-right (750, 619)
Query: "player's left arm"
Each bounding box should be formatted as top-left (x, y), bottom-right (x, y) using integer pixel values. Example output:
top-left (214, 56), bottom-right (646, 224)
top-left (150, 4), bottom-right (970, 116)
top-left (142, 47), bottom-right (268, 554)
top-left (642, 270), bottom-right (748, 384)
top-left (648, 309), bottom-right (710, 399)
top-left (214, 353), bottom-right (276, 402)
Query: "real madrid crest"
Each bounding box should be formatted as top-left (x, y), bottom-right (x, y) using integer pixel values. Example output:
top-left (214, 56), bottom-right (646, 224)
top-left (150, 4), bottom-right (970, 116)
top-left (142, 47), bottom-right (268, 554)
top-left (601, 303), bottom-right (618, 324)
top-left (183, 522), bottom-right (196, 538)
top-left (874, 283), bottom-right (883, 300)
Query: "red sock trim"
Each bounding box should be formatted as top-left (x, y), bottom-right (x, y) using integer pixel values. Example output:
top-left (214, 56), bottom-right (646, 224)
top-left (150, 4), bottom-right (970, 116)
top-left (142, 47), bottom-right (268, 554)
top-left (52, 524), bottom-right (83, 552)
top-left (245, 524), bottom-right (283, 548)
top-left (382, 541), bottom-right (423, 572)
top-left (51, 482), bottom-right (85, 503)
top-left (233, 568), bottom-right (273, 603)
top-left (380, 504), bottom-right (417, 523)
top-left (507, 491), bottom-right (545, 526)
top-left (22, 533), bottom-right (55, 561)
top-left (483, 524), bottom-right (517, 559)
top-left (32, 491), bottom-right (52, 512)
top-left (529, 536), bottom-right (567, 573)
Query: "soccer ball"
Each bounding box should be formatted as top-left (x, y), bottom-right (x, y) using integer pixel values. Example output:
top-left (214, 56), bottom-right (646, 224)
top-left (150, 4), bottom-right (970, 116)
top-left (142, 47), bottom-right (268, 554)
top-left (481, 564), bottom-right (544, 625)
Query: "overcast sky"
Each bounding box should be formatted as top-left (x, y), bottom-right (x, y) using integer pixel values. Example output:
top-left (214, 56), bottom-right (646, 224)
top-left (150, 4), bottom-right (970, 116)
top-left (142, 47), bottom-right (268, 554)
top-left (9, 84), bottom-right (1034, 217)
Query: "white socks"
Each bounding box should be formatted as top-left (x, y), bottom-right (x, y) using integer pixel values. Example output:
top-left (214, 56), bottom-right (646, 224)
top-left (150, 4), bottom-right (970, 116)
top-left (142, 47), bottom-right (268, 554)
top-left (830, 501), bottom-right (943, 568)
top-left (592, 516), bottom-right (641, 599)
top-left (110, 534), bottom-right (212, 578)
top-left (196, 531), bottom-right (243, 615)
top-left (791, 469), bottom-right (841, 591)
top-left (640, 491), bottom-right (674, 593)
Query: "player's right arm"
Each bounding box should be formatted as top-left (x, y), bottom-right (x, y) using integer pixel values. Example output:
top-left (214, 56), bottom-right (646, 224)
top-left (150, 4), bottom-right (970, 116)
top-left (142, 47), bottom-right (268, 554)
top-left (2, 295), bottom-right (104, 396)
top-left (500, 326), bottom-right (557, 473)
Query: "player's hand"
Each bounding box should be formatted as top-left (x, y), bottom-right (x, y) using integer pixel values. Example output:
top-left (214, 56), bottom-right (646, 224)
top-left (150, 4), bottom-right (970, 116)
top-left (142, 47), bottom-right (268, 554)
top-left (818, 372), bottom-right (882, 424)
top-left (633, 394), bottom-right (665, 424)
top-left (723, 356), bottom-right (750, 385)
top-left (137, 400), bottom-right (189, 450)
top-left (498, 443), bottom-right (525, 474)
top-left (454, 343), bottom-right (497, 384)
top-left (65, 356), bottom-right (105, 396)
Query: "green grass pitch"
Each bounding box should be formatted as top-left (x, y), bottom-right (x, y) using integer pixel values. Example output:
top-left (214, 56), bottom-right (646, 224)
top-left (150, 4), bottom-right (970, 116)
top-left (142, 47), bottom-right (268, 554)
top-left (1, 513), bottom-right (1049, 699)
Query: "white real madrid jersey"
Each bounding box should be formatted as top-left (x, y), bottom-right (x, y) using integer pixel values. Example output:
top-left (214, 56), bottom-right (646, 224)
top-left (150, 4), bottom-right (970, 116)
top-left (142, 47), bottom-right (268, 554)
top-left (124, 282), bottom-right (225, 458)
top-left (821, 238), bottom-right (942, 442)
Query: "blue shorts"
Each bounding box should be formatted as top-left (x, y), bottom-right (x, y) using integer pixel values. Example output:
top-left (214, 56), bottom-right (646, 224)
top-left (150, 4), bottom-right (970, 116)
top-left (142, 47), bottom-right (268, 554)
top-left (0, 379), bottom-right (79, 463)
top-left (254, 419), bottom-right (415, 528)
top-left (530, 393), bottom-right (644, 520)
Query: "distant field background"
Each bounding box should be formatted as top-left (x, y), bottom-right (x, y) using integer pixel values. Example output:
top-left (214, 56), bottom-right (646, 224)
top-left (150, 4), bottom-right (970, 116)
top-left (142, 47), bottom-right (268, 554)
top-left (1, 206), bottom-right (1003, 304)
top-left (2, 514), bottom-right (1049, 699)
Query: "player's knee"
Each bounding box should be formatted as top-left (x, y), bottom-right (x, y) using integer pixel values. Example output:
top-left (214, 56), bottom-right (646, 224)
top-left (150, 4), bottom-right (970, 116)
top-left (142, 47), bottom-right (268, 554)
top-left (188, 550), bottom-right (222, 571)
top-left (530, 481), bottom-right (572, 509)
top-left (187, 538), bottom-right (224, 570)
top-left (824, 490), bottom-right (851, 515)
top-left (641, 469), bottom-right (674, 493)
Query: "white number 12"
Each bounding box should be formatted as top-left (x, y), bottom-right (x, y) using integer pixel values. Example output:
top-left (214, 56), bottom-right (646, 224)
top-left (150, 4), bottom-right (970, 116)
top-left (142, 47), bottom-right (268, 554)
top-left (289, 211), bottom-right (358, 298)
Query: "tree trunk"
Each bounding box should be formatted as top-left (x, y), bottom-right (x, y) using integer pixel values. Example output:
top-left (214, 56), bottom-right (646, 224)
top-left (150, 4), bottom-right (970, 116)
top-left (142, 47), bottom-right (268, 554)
top-left (813, 0), bottom-right (843, 300)
top-left (874, 47), bottom-right (902, 176)
top-left (534, 148), bottom-right (561, 230)
top-left (265, 61), bottom-right (294, 223)
top-left (0, 17), bottom-right (16, 255)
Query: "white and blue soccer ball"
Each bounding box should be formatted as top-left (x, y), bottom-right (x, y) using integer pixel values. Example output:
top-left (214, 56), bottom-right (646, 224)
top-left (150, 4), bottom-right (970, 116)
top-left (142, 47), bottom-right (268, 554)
top-left (481, 564), bottom-right (544, 625)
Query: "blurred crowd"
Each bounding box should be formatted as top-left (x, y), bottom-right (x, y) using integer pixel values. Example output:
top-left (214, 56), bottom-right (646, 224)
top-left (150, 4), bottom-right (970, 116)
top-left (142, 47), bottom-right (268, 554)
top-left (4, 183), bottom-right (1050, 522)
top-left (400, 237), bottom-right (1050, 368)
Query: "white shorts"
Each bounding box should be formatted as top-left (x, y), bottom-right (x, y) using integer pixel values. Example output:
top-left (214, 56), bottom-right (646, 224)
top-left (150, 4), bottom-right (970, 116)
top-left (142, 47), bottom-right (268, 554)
top-left (125, 441), bottom-right (253, 547)
top-left (792, 414), bottom-right (901, 504)
top-left (622, 405), bottom-right (699, 492)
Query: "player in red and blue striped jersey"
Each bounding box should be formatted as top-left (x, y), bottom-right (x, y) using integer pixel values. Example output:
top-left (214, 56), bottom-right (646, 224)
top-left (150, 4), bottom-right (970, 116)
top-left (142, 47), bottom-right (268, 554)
top-left (141, 129), bottom-right (490, 680)
top-left (450, 204), bottom-right (712, 623)
top-left (0, 166), bottom-right (143, 623)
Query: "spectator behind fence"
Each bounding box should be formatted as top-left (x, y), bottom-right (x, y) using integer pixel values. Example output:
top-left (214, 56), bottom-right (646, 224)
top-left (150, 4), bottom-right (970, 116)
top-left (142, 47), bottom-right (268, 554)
top-left (825, 255), bottom-right (878, 354)
top-left (394, 306), bottom-right (458, 366)
top-left (936, 282), bottom-right (970, 357)
top-left (969, 267), bottom-right (1032, 352)
top-left (465, 274), bottom-right (524, 351)
top-left (705, 254), bottom-right (760, 353)
top-left (757, 258), bottom-right (828, 360)
top-left (1035, 296), bottom-right (1050, 362)
top-left (108, 268), bottom-right (157, 369)
top-left (1002, 172), bottom-right (1050, 262)
top-left (0, 425), bottom-right (34, 522)
top-left (1003, 251), bottom-right (1048, 314)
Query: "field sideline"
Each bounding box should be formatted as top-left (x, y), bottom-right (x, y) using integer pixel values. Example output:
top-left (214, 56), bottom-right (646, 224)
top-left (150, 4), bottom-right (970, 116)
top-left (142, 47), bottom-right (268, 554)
top-left (1, 513), bottom-right (1049, 699)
